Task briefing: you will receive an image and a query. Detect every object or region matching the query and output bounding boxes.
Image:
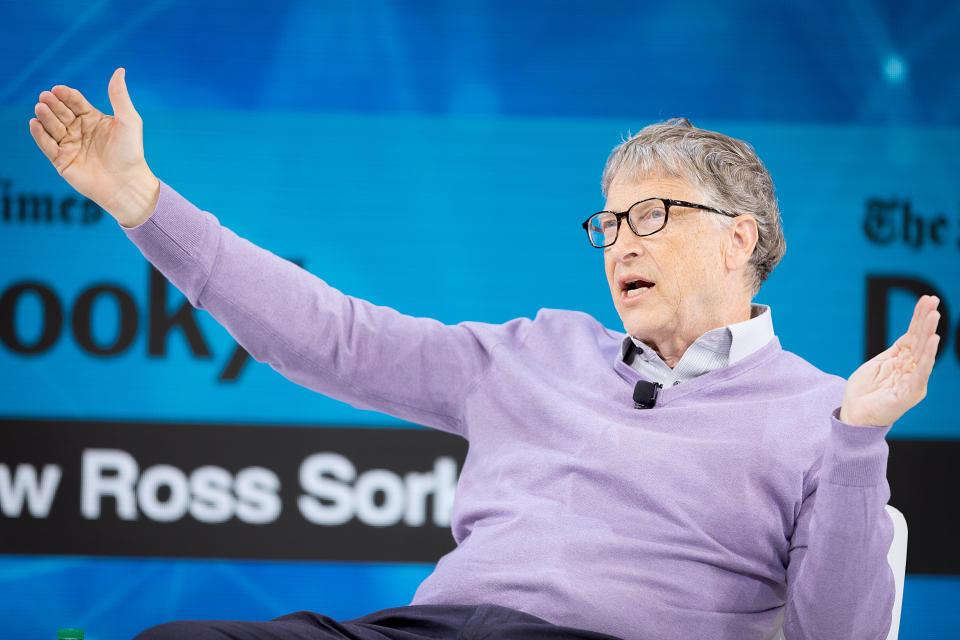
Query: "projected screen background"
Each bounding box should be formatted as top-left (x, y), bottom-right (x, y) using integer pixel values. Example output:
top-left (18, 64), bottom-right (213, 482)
top-left (1, 1), bottom-right (958, 638)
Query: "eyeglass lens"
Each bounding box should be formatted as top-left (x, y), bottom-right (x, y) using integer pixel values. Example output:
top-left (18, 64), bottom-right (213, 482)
top-left (587, 200), bottom-right (667, 247)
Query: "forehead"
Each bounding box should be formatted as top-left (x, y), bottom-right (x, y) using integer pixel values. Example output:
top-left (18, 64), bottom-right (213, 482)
top-left (604, 174), bottom-right (703, 211)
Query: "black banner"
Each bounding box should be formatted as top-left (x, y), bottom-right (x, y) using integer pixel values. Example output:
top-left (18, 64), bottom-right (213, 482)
top-left (0, 418), bottom-right (467, 562)
top-left (887, 439), bottom-right (960, 574)
top-left (1, 418), bottom-right (956, 574)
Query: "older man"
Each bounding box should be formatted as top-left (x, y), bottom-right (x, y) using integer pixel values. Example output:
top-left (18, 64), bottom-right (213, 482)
top-left (30, 69), bottom-right (940, 640)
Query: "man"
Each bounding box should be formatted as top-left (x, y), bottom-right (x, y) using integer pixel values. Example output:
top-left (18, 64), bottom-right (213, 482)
top-left (29, 68), bottom-right (940, 640)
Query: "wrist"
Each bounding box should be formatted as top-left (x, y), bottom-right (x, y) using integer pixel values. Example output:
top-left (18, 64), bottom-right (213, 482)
top-left (839, 404), bottom-right (887, 428)
top-left (108, 166), bottom-right (160, 228)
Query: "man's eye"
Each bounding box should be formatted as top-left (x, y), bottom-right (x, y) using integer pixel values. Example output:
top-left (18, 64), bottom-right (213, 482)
top-left (601, 218), bottom-right (618, 230)
top-left (650, 207), bottom-right (666, 219)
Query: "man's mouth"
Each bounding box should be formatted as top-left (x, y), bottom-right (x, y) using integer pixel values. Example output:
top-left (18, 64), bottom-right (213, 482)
top-left (621, 277), bottom-right (655, 299)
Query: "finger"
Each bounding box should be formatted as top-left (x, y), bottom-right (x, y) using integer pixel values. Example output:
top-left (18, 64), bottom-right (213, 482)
top-left (108, 67), bottom-right (140, 123)
top-left (888, 301), bottom-right (919, 358)
top-left (29, 118), bottom-right (59, 163)
top-left (915, 332), bottom-right (940, 382)
top-left (910, 307), bottom-right (941, 356)
top-left (902, 295), bottom-right (936, 354)
top-left (34, 101), bottom-right (67, 142)
top-left (923, 307), bottom-right (940, 338)
top-left (51, 84), bottom-right (96, 118)
top-left (899, 308), bottom-right (941, 376)
top-left (38, 90), bottom-right (76, 127)
top-left (903, 295), bottom-right (927, 342)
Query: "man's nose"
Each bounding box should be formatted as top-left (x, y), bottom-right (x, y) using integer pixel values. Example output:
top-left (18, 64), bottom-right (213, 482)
top-left (607, 227), bottom-right (645, 262)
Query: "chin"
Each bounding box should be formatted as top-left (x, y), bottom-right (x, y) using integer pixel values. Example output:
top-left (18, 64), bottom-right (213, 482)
top-left (620, 304), bottom-right (671, 340)
top-left (618, 310), bottom-right (651, 339)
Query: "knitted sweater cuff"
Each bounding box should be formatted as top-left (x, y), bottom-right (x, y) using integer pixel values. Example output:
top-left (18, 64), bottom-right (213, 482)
top-left (120, 180), bottom-right (219, 305)
top-left (823, 407), bottom-right (891, 487)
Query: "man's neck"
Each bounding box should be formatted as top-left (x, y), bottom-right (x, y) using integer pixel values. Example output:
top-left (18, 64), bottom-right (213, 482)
top-left (625, 304), bottom-right (774, 388)
top-left (637, 304), bottom-right (754, 369)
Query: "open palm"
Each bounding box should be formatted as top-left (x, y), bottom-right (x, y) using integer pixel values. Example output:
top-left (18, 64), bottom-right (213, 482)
top-left (840, 295), bottom-right (941, 427)
top-left (29, 67), bottom-right (157, 227)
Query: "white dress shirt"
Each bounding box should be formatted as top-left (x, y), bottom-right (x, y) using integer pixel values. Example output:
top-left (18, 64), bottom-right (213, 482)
top-left (622, 303), bottom-right (775, 387)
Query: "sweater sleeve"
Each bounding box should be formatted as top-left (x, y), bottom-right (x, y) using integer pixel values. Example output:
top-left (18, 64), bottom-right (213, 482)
top-left (121, 180), bottom-right (526, 437)
top-left (781, 408), bottom-right (896, 639)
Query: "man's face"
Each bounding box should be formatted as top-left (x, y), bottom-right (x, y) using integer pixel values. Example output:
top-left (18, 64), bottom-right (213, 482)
top-left (603, 174), bottom-right (731, 346)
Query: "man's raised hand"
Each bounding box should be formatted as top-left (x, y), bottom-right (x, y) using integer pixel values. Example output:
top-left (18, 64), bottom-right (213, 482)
top-left (840, 295), bottom-right (941, 428)
top-left (28, 67), bottom-right (159, 228)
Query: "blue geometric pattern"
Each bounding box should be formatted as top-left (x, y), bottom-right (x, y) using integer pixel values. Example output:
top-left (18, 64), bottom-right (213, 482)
top-left (1, 0), bottom-right (958, 124)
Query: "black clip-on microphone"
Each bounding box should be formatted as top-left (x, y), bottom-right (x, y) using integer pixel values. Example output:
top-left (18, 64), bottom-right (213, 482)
top-left (633, 380), bottom-right (662, 409)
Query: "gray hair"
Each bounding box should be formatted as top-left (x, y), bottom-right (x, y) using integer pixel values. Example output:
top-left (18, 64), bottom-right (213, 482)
top-left (600, 118), bottom-right (785, 295)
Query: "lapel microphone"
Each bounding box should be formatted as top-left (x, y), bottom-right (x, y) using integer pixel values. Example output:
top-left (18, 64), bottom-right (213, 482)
top-left (633, 380), bottom-right (662, 409)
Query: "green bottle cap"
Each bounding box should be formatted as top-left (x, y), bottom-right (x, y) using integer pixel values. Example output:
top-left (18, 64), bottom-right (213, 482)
top-left (57, 630), bottom-right (84, 640)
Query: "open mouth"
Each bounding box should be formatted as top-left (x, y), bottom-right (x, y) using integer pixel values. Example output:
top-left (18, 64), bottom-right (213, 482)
top-left (621, 278), bottom-right (655, 299)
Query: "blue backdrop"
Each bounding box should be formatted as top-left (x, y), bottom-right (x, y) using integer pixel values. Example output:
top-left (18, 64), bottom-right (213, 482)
top-left (1, 1), bottom-right (958, 638)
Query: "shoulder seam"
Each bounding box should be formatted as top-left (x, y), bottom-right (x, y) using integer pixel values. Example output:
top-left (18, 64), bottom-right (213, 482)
top-left (458, 315), bottom-right (535, 427)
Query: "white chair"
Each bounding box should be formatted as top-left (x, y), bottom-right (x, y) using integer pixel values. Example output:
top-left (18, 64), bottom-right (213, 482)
top-left (885, 505), bottom-right (908, 640)
top-left (768, 504), bottom-right (907, 640)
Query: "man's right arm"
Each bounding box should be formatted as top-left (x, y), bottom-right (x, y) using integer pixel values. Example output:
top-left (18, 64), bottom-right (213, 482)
top-left (123, 180), bottom-right (522, 436)
top-left (30, 69), bottom-right (523, 437)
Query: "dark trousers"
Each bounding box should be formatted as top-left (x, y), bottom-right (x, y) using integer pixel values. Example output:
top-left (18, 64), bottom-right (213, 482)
top-left (134, 603), bottom-right (623, 640)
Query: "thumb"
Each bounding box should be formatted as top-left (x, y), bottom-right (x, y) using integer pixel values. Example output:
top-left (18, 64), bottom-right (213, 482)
top-left (108, 67), bottom-right (140, 122)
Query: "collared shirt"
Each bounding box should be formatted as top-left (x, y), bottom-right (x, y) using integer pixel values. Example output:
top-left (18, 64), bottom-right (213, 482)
top-left (622, 303), bottom-right (775, 387)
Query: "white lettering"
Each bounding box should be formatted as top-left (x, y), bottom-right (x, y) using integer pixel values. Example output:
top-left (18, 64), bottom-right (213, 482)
top-left (297, 454), bottom-right (458, 527)
top-left (298, 453), bottom-right (355, 525)
top-left (355, 469), bottom-right (405, 527)
top-left (189, 465), bottom-right (234, 523)
top-left (0, 463), bottom-right (62, 518)
top-left (432, 457), bottom-right (458, 526)
top-left (235, 467), bottom-right (281, 524)
top-left (403, 457), bottom-right (457, 527)
top-left (137, 464), bottom-right (189, 522)
top-left (403, 469), bottom-right (434, 526)
top-left (81, 449), bottom-right (138, 520)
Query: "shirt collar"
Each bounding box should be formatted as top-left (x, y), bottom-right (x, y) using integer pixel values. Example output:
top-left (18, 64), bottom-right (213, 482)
top-left (620, 303), bottom-right (775, 380)
top-left (727, 303), bottom-right (774, 364)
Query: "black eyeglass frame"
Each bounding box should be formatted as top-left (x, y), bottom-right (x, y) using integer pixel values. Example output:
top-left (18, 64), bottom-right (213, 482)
top-left (581, 198), bottom-right (739, 248)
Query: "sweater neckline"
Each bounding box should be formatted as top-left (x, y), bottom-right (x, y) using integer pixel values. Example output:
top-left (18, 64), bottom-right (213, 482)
top-left (613, 336), bottom-right (783, 407)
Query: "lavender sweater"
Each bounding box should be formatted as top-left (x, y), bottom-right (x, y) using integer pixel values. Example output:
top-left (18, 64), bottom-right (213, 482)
top-left (125, 182), bottom-right (895, 640)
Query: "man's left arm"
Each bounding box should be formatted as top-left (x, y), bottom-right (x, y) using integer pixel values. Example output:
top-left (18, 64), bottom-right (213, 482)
top-left (782, 414), bottom-right (895, 639)
top-left (782, 294), bottom-right (941, 639)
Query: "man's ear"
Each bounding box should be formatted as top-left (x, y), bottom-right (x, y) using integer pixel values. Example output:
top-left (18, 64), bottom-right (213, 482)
top-left (725, 215), bottom-right (758, 271)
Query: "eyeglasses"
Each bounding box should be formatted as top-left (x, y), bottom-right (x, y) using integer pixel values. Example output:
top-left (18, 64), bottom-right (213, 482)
top-left (581, 198), bottom-right (738, 248)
